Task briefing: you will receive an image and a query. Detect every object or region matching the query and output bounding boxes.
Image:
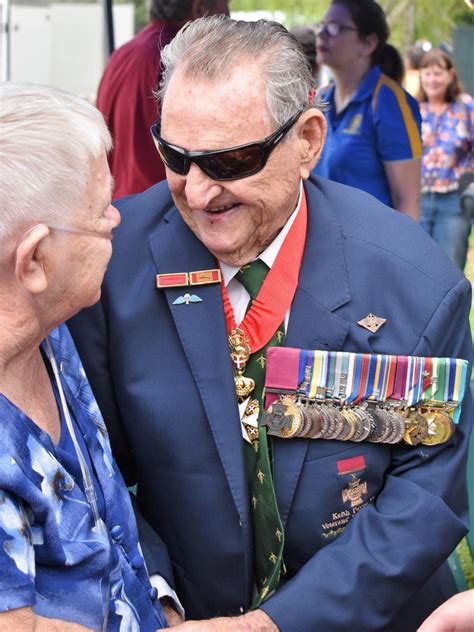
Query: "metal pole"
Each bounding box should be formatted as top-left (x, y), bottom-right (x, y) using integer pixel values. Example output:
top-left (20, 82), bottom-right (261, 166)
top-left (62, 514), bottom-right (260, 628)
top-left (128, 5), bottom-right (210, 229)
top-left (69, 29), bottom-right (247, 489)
top-left (103, 0), bottom-right (115, 60)
top-left (0, 0), bottom-right (10, 81)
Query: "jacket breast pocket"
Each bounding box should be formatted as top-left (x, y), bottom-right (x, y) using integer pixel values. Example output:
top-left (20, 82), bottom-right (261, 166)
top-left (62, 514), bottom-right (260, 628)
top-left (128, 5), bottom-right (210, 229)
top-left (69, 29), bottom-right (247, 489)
top-left (284, 442), bottom-right (391, 573)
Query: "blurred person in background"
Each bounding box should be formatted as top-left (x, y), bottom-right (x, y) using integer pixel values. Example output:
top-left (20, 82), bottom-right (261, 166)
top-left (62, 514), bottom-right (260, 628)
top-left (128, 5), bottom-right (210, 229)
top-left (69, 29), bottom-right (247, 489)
top-left (313, 0), bottom-right (422, 220)
top-left (97, 0), bottom-right (229, 199)
top-left (0, 82), bottom-right (166, 631)
top-left (380, 43), bottom-right (404, 85)
top-left (418, 48), bottom-right (473, 271)
top-left (404, 43), bottom-right (425, 97)
top-left (290, 25), bottom-right (320, 83)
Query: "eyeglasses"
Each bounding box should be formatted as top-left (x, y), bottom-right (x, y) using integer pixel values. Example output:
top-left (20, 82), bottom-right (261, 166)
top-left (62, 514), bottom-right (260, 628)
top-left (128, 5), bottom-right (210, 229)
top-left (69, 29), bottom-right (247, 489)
top-left (315, 21), bottom-right (358, 37)
top-left (47, 224), bottom-right (113, 240)
top-left (150, 109), bottom-right (304, 181)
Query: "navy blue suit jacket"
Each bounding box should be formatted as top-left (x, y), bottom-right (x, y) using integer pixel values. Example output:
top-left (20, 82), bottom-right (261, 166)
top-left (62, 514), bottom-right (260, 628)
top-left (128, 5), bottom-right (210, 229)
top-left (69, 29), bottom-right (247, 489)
top-left (69, 176), bottom-right (472, 631)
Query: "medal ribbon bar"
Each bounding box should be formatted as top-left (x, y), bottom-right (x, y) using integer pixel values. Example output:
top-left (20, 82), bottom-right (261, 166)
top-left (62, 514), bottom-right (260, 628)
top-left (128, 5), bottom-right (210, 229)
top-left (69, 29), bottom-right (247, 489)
top-left (262, 348), bottom-right (469, 446)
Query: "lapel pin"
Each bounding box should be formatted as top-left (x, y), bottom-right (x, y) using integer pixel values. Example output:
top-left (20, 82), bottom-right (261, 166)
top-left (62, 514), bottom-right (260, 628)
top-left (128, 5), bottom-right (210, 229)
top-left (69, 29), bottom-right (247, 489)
top-left (357, 313), bottom-right (387, 333)
top-left (172, 293), bottom-right (203, 306)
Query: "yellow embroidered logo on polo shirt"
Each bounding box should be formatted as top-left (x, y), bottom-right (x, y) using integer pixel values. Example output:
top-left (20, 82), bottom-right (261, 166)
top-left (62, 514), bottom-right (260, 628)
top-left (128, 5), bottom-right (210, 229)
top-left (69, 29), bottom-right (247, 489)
top-left (343, 114), bottom-right (362, 135)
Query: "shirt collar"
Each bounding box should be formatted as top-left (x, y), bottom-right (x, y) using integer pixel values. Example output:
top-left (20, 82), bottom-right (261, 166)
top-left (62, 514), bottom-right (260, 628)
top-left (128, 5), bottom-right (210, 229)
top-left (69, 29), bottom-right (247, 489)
top-left (220, 180), bottom-right (303, 287)
top-left (353, 64), bottom-right (381, 101)
top-left (325, 64), bottom-right (381, 110)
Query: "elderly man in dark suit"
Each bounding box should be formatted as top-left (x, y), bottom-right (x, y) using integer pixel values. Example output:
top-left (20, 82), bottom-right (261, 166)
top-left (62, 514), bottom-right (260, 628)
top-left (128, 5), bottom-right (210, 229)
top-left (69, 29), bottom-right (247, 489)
top-left (70, 16), bottom-right (472, 632)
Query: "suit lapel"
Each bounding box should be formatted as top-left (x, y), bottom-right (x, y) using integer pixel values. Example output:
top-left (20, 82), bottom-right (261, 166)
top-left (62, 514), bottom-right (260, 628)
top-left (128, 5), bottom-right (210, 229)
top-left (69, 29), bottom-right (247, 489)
top-left (274, 178), bottom-right (352, 528)
top-left (148, 210), bottom-right (250, 533)
top-left (147, 180), bottom-right (352, 543)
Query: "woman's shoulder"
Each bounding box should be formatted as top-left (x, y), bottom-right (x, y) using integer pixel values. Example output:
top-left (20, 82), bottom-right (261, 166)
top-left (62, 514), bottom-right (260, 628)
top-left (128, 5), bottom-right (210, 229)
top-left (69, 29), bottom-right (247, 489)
top-left (374, 72), bottom-right (419, 111)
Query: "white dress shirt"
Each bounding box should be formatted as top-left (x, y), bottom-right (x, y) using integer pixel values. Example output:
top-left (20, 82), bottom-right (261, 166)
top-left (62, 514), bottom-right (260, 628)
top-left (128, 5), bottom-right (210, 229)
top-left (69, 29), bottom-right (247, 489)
top-left (219, 180), bottom-right (303, 328)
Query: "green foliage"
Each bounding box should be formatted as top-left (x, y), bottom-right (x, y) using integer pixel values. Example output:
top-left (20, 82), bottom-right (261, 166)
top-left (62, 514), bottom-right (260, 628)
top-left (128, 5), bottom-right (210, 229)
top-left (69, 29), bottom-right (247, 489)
top-left (230, 0), bottom-right (326, 25)
top-left (452, 8), bottom-right (474, 25)
top-left (229, 0), bottom-right (474, 49)
top-left (466, 230), bottom-right (474, 334)
top-left (456, 539), bottom-right (474, 588)
top-left (134, 0), bottom-right (148, 32)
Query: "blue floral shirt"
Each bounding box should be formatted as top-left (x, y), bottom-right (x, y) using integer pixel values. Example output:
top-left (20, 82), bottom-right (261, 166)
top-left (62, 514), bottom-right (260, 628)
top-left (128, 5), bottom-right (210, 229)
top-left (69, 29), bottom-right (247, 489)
top-left (420, 94), bottom-right (474, 193)
top-left (0, 324), bottom-right (167, 631)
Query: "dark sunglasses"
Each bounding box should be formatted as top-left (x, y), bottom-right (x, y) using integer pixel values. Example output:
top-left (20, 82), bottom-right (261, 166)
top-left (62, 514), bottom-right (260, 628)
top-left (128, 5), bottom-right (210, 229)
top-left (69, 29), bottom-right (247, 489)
top-left (150, 109), bottom-right (304, 181)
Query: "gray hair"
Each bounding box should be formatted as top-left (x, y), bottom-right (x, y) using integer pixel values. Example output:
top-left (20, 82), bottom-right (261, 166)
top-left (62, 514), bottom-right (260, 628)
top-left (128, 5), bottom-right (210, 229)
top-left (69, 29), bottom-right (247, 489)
top-left (0, 82), bottom-right (111, 241)
top-left (159, 15), bottom-right (320, 129)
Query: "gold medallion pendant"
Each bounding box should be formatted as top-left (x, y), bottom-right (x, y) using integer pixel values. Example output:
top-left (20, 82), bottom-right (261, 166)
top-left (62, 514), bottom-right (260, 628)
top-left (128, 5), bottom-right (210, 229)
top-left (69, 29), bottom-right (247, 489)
top-left (229, 327), bottom-right (255, 398)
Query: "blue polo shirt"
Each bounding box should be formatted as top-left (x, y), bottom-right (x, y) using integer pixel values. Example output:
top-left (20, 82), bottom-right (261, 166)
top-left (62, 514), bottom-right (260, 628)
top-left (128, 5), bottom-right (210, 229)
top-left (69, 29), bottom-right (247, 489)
top-left (314, 65), bottom-right (422, 207)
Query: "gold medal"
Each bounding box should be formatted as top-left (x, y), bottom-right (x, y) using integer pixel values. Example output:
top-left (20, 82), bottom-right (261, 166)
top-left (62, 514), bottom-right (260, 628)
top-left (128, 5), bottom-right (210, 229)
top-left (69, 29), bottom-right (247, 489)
top-left (341, 408), bottom-right (358, 441)
top-left (402, 410), bottom-right (428, 445)
top-left (279, 397), bottom-right (303, 438)
top-left (421, 410), bottom-right (454, 446)
top-left (229, 328), bottom-right (255, 399)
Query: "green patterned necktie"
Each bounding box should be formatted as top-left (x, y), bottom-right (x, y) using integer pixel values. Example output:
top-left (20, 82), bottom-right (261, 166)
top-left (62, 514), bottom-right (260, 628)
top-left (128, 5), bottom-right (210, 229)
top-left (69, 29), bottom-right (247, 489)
top-left (236, 260), bottom-right (285, 608)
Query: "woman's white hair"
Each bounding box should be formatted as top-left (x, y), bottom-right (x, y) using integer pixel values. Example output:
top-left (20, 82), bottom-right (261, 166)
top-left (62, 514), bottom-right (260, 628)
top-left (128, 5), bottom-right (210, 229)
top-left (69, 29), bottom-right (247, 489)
top-left (158, 15), bottom-right (321, 129)
top-left (0, 82), bottom-right (111, 240)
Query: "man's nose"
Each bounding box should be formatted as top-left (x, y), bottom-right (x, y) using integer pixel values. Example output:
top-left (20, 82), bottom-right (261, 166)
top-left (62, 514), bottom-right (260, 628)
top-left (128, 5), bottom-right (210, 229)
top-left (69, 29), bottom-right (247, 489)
top-left (184, 163), bottom-right (223, 210)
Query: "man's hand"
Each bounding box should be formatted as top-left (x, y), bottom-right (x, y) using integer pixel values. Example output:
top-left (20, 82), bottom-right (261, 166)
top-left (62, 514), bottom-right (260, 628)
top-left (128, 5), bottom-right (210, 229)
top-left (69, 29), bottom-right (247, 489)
top-left (417, 589), bottom-right (474, 632)
top-left (160, 598), bottom-right (184, 627)
top-left (173, 609), bottom-right (279, 631)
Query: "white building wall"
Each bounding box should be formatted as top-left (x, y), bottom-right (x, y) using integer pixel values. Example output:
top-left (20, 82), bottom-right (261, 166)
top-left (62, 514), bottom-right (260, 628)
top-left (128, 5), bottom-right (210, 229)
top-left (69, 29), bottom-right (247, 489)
top-left (8, 3), bottom-right (134, 100)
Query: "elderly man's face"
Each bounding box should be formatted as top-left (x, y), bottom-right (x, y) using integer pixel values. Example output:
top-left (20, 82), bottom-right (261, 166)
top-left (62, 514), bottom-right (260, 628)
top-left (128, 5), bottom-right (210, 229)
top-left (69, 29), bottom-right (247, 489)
top-left (161, 64), bottom-right (305, 266)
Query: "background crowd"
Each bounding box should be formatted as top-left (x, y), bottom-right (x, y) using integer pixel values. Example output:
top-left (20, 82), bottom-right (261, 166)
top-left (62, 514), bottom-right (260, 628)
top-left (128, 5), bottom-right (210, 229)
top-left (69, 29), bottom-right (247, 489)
top-left (99, 0), bottom-right (473, 275)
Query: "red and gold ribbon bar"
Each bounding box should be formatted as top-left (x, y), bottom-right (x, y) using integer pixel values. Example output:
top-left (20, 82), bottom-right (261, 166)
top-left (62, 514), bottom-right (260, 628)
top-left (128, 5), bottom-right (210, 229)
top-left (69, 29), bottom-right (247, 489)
top-left (156, 272), bottom-right (189, 288)
top-left (189, 268), bottom-right (222, 286)
top-left (157, 268), bottom-right (222, 288)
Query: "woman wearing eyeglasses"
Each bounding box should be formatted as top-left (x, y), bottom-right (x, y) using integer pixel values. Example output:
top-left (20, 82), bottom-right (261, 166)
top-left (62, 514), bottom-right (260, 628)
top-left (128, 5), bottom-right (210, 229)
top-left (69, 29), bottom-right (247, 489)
top-left (313, 0), bottom-right (422, 221)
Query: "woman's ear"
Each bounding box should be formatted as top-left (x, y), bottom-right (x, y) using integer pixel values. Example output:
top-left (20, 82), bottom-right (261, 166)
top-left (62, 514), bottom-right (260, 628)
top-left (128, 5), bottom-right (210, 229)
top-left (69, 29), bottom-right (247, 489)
top-left (362, 33), bottom-right (379, 59)
top-left (298, 109), bottom-right (327, 180)
top-left (14, 224), bottom-right (51, 294)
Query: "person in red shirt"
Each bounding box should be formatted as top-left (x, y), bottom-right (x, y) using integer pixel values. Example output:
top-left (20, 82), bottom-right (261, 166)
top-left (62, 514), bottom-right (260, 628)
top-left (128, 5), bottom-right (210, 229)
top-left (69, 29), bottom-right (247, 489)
top-left (97, 0), bottom-right (229, 199)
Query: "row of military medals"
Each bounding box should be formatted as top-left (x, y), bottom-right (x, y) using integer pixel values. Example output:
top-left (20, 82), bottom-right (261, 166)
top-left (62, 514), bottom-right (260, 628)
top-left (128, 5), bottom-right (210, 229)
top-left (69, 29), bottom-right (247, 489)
top-left (262, 351), bottom-right (465, 446)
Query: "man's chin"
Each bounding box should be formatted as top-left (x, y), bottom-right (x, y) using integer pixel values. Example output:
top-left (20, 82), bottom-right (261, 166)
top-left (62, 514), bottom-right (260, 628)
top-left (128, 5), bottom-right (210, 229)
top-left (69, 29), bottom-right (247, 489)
top-left (211, 250), bottom-right (256, 267)
top-left (83, 288), bottom-right (102, 309)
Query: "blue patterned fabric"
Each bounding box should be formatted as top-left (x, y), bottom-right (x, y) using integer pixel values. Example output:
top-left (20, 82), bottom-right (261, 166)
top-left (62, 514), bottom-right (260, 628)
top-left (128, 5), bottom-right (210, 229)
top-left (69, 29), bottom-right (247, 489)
top-left (0, 324), bottom-right (167, 631)
top-left (420, 94), bottom-right (474, 193)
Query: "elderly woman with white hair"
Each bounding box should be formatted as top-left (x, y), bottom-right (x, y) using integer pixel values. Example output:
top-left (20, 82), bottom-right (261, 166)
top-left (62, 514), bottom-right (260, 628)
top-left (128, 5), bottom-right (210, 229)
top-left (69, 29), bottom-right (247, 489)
top-left (0, 83), bottom-right (167, 631)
